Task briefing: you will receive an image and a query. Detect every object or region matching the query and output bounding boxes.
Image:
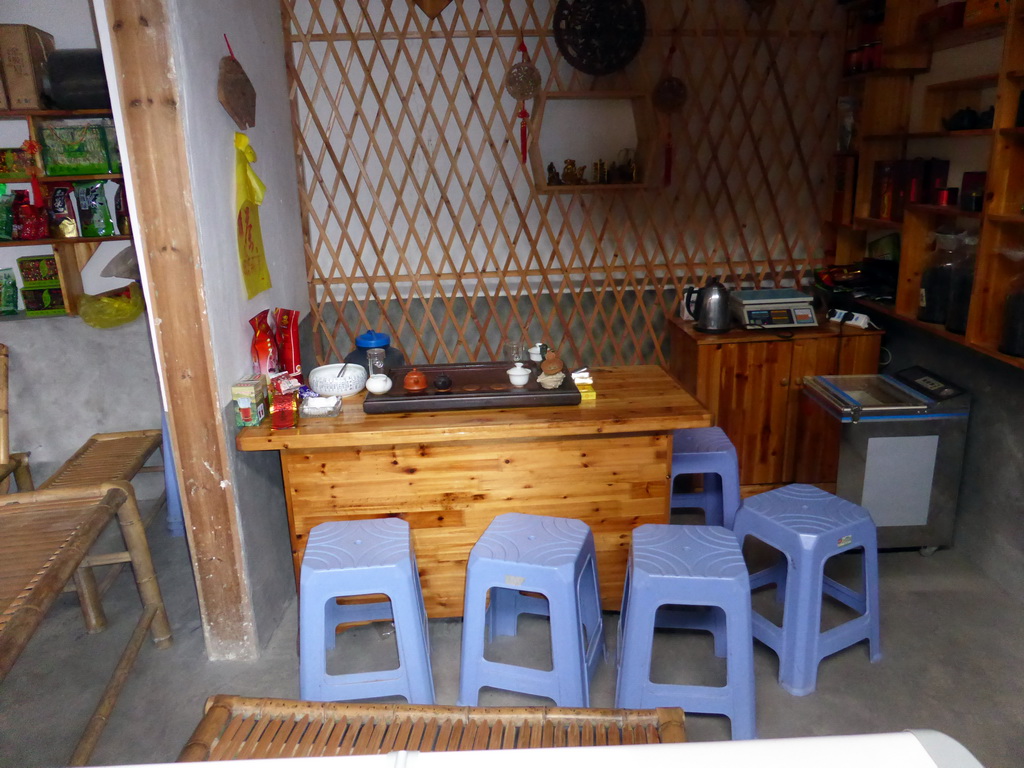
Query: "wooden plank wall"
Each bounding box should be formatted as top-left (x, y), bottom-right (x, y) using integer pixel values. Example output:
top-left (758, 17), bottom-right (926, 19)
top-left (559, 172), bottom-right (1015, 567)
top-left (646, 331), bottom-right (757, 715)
top-left (282, 0), bottom-right (843, 367)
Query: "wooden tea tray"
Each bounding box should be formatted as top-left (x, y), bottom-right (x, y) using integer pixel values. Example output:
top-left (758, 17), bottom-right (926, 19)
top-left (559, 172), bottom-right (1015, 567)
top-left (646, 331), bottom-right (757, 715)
top-left (363, 361), bottom-right (580, 414)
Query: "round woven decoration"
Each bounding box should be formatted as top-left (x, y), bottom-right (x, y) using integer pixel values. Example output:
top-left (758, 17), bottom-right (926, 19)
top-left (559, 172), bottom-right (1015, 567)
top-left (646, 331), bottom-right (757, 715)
top-left (505, 61), bottom-right (542, 101)
top-left (553, 0), bottom-right (647, 77)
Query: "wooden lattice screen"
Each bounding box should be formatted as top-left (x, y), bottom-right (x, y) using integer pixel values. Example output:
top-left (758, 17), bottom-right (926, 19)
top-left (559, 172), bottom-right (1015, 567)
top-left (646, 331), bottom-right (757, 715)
top-left (282, 0), bottom-right (843, 368)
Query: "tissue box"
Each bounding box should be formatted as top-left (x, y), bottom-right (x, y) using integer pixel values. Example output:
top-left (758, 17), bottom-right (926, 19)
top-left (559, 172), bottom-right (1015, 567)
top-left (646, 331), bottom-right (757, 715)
top-left (232, 374), bottom-right (268, 427)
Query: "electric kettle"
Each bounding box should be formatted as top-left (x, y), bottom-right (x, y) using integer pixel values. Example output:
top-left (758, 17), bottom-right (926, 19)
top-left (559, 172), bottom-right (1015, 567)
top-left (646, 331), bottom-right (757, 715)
top-left (685, 277), bottom-right (732, 333)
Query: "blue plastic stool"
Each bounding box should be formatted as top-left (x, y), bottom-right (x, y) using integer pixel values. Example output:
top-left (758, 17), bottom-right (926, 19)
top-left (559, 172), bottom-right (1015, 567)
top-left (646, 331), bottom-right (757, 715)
top-left (299, 518), bottom-right (435, 704)
top-left (615, 524), bottom-right (757, 740)
top-left (458, 513), bottom-right (604, 707)
top-left (670, 428), bottom-right (742, 528)
top-left (733, 484), bottom-right (881, 696)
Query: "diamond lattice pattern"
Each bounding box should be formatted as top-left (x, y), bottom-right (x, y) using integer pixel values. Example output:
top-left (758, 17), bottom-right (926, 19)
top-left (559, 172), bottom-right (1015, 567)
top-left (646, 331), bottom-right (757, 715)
top-left (283, 0), bottom-right (842, 367)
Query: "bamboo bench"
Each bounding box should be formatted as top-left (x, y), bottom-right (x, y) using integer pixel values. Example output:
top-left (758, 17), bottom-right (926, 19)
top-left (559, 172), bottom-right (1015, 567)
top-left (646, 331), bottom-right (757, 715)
top-left (0, 482), bottom-right (172, 766)
top-left (40, 429), bottom-right (165, 633)
top-left (178, 696), bottom-right (686, 761)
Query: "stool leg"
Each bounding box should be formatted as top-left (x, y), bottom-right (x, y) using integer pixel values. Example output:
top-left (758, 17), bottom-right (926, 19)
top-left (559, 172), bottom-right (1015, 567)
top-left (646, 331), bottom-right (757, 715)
top-left (864, 541), bottom-right (882, 662)
top-left (725, 592), bottom-right (757, 739)
top-left (550, 596), bottom-right (588, 706)
top-left (391, 580), bottom-right (435, 704)
top-left (703, 473), bottom-right (725, 527)
top-left (614, 595), bottom-right (655, 709)
top-left (458, 576), bottom-right (488, 706)
top-left (299, 591), bottom-right (328, 700)
top-left (779, 552), bottom-right (824, 696)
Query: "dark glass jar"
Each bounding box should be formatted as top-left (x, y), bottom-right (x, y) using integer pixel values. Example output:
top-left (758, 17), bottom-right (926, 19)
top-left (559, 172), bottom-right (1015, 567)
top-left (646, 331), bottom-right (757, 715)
top-left (343, 330), bottom-right (405, 374)
top-left (944, 233), bottom-right (977, 335)
top-left (917, 232), bottom-right (958, 325)
top-left (1000, 272), bottom-right (1024, 357)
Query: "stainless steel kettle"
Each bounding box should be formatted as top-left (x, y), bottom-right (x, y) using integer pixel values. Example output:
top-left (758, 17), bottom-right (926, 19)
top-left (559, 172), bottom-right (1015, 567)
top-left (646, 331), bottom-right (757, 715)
top-left (685, 277), bottom-right (732, 333)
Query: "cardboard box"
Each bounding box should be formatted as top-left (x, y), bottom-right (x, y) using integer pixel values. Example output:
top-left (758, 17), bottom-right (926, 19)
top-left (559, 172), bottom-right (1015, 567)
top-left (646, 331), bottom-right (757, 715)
top-left (0, 24), bottom-right (55, 110)
top-left (0, 66), bottom-right (8, 109)
top-left (232, 374), bottom-right (268, 427)
top-left (964, 0), bottom-right (1012, 27)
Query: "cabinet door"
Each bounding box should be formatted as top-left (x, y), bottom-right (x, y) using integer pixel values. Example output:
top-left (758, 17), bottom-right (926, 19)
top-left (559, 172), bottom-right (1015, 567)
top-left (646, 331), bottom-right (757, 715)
top-left (786, 334), bottom-right (882, 482)
top-left (705, 340), bottom-right (793, 486)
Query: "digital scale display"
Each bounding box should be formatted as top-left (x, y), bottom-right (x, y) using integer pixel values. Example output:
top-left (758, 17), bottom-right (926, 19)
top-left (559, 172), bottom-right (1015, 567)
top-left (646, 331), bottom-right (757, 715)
top-left (731, 289), bottom-right (818, 329)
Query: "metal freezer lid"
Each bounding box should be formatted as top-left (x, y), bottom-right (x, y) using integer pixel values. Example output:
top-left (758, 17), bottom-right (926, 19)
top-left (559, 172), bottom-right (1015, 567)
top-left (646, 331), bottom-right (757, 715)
top-left (804, 374), bottom-right (933, 420)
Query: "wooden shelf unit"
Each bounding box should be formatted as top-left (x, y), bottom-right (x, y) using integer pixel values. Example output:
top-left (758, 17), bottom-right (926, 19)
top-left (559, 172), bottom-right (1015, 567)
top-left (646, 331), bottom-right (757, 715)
top-left (0, 109), bottom-right (126, 316)
top-left (838, 2), bottom-right (1024, 370)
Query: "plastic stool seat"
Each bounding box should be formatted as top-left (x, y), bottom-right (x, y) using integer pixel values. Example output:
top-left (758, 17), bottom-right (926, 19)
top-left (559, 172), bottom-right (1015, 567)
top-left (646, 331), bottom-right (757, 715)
top-left (458, 513), bottom-right (604, 707)
top-left (733, 484), bottom-right (881, 696)
top-left (671, 427), bottom-right (741, 528)
top-left (615, 524), bottom-right (756, 739)
top-left (299, 518), bottom-right (435, 704)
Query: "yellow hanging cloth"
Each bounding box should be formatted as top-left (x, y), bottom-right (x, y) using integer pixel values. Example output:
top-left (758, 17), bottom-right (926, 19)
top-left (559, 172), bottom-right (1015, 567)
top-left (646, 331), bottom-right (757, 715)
top-left (234, 132), bottom-right (272, 299)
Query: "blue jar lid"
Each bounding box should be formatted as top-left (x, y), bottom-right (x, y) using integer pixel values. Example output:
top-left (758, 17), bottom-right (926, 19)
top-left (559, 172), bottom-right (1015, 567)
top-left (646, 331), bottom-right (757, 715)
top-left (355, 330), bottom-right (391, 348)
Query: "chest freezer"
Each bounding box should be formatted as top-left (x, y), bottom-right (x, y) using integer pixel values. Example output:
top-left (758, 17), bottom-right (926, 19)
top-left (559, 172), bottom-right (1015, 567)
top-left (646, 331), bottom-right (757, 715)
top-left (796, 370), bottom-right (970, 550)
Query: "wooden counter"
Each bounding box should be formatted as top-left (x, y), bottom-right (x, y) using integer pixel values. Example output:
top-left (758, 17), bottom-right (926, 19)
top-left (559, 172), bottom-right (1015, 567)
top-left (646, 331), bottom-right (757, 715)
top-left (237, 365), bottom-right (711, 617)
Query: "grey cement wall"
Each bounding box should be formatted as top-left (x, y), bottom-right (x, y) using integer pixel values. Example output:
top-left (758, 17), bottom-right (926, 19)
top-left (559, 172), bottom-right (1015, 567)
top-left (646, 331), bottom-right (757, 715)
top-left (3, 313), bottom-right (163, 494)
top-left (879, 322), bottom-right (1024, 599)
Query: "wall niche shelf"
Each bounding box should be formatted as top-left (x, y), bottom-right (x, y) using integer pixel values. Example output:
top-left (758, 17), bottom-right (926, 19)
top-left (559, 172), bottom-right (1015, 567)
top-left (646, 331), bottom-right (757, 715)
top-left (528, 90), bottom-right (655, 195)
top-left (0, 108), bottom-right (127, 316)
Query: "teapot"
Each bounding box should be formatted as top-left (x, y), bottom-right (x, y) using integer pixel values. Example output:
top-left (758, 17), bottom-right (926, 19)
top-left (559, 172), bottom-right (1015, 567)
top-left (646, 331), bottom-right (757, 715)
top-left (684, 277), bottom-right (732, 334)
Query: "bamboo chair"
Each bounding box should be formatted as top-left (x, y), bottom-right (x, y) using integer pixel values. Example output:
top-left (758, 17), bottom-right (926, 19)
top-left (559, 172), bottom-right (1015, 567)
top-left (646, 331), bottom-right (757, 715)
top-left (41, 429), bottom-right (165, 633)
top-left (178, 696), bottom-right (686, 761)
top-left (0, 344), bottom-right (35, 494)
top-left (0, 482), bottom-right (173, 766)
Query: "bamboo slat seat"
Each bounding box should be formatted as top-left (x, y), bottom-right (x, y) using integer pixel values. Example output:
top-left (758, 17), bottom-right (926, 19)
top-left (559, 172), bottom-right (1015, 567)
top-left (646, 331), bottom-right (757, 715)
top-left (0, 482), bottom-right (172, 766)
top-left (39, 429), bottom-right (163, 490)
top-left (178, 696), bottom-right (687, 761)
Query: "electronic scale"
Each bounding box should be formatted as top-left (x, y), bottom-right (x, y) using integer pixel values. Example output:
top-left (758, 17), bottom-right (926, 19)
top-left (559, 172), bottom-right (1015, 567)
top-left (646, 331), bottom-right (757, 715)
top-left (730, 289), bottom-right (818, 329)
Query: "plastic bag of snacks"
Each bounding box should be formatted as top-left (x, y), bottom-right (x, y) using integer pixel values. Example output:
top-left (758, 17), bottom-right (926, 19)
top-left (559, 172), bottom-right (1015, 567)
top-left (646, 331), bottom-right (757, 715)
top-left (274, 307), bottom-right (301, 378)
top-left (78, 283), bottom-right (145, 328)
top-left (249, 309), bottom-right (279, 379)
top-left (73, 181), bottom-right (114, 237)
top-left (0, 269), bottom-right (18, 315)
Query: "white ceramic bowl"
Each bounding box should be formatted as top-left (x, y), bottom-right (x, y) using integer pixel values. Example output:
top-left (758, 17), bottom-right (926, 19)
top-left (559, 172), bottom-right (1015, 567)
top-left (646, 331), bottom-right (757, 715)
top-left (365, 374), bottom-right (393, 394)
top-left (308, 363), bottom-right (368, 397)
top-left (507, 362), bottom-right (530, 387)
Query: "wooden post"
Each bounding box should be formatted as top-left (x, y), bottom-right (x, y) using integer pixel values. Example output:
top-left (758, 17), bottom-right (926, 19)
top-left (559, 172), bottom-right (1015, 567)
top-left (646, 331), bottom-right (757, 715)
top-left (101, 0), bottom-right (258, 658)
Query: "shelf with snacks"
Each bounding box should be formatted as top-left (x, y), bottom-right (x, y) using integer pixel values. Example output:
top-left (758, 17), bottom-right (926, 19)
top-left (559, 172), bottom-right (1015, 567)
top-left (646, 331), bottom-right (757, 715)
top-left (831, 0), bottom-right (1024, 368)
top-left (0, 108), bottom-right (128, 317)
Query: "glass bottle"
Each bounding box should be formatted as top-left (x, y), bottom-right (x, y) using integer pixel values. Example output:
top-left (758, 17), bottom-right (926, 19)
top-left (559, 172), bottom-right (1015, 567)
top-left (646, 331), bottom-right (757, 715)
top-left (944, 232), bottom-right (977, 335)
top-left (1000, 272), bottom-right (1024, 357)
top-left (917, 231), bottom-right (959, 325)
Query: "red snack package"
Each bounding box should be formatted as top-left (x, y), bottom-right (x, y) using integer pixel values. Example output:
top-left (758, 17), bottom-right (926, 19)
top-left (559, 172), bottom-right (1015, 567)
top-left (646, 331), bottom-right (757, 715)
top-left (48, 185), bottom-right (79, 238)
top-left (249, 310), bottom-right (279, 380)
top-left (273, 308), bottom-right (301, 378)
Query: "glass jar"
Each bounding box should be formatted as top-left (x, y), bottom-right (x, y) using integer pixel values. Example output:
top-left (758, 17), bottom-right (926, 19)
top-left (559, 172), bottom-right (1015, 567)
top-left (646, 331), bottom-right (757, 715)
top-left (1000, 272), bottom-right (1024, 357)
top-left (944, 232), bottom-right (977, 335)
top-left (343, 330), bottom-right (405, 374)
top-left (917, 231), bottom-right (959, 324)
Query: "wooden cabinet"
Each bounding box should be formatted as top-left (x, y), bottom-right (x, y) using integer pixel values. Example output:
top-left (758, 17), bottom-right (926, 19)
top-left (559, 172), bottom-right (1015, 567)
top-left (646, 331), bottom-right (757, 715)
top-left (827, 2), bottom-right (1024, 371)
top-left (667, 318), bottom-right (883, 491)
top-left (0, 109), bottom-right (130, 316)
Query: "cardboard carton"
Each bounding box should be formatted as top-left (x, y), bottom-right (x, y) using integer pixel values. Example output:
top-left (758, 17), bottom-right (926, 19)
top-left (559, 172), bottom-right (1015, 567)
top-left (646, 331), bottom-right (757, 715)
top-left (0, 24), bottom-right (55, 110)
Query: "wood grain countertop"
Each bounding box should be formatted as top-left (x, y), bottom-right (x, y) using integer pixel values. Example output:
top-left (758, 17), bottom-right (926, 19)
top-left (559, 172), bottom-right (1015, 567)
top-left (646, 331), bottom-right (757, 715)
top-left (236, 364), bottom-right (711, 451)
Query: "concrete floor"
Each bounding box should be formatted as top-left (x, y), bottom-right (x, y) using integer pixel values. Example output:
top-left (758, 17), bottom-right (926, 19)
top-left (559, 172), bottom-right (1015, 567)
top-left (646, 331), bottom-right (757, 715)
top-left (1, 507), bottom-right (1022, 768)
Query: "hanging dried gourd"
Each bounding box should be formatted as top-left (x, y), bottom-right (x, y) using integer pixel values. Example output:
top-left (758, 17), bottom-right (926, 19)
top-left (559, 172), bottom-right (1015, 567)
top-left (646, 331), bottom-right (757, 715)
top-left (652, 47), bottom-right (687, 186)
top-left (504, 42), bottom-right (541, 164)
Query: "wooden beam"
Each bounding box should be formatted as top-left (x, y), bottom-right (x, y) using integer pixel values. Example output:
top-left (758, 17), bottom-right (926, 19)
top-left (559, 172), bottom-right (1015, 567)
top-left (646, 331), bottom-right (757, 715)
top-left (102, 0), bottom-right (257, 658)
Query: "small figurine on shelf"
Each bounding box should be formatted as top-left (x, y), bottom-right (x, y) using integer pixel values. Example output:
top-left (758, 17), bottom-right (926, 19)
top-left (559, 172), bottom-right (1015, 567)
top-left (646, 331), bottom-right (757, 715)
top-left (546, 162), bottom-right (562, 186)
top-left (537, 349), bottom-right (566, 390)
top-left (562, 159), bottom-right (581, 185)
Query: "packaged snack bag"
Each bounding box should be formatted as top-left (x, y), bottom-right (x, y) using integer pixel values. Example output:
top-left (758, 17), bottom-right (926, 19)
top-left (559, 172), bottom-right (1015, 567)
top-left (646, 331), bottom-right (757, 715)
top-left (273, 307), bottom-right (301, 378)
top-left (0, 186), bottom-right (15, 240)
top-left (0, 269), bottom-right (18, 315)
top-left (249, 309), bottom-right (279, 380)
top-left (73, 181), bottom-right (114, 237)
top-left (48, 184), bottom-right (79, 238)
